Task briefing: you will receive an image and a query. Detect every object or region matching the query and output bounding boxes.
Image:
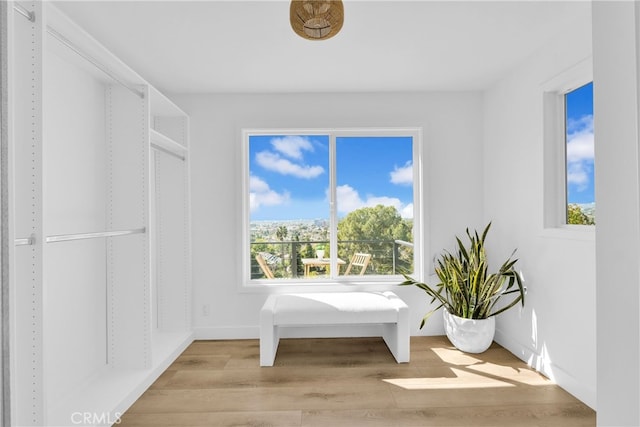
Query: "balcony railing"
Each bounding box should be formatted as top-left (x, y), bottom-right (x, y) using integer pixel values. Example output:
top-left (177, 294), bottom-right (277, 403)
top-left (250, 239), bottom-right (414, 279)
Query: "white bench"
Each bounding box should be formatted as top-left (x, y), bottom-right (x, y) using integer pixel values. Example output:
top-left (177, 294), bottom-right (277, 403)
top-left (259, 291), bottom-right (410, 366)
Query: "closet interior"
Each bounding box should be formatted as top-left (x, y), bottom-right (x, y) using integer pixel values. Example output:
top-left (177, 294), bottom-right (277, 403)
top-left (9, 2), bottom-right (192, 425)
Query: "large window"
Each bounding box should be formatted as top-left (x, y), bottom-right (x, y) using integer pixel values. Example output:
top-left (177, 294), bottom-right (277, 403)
top-left (565, 82), bottom-right (595, 225)
top-left (244, 129), bottom-right (422, 284)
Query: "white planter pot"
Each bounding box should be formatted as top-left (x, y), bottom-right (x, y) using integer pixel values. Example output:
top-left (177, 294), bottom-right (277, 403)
top-left (443, 309), bottom-right (495, 353)
top-left (316, 250), bottom-right (325, 259)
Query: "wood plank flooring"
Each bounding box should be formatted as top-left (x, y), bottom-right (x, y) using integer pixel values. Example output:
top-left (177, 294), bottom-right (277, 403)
top-left (119, 336), bottom-right (595, 426)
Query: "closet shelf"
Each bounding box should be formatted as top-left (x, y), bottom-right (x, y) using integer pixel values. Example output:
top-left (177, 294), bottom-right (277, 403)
top-left (149, 86), bottom-right (187, 118)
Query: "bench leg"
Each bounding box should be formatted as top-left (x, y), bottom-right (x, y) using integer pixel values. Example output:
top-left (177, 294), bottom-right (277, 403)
top-left (260, 324), bottom-right (279, 367)
top-left (382, 301), bottom-right (410, 363)
top-left (260, 296), bottom-right (280, 366)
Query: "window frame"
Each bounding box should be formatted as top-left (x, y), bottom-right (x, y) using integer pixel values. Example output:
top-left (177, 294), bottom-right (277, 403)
top-left (542, 58), bottom-right (595, 237)
top-left (240, 127), bottom-right (425, 291)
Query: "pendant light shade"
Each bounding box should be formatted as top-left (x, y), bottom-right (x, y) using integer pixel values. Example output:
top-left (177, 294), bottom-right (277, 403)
top-left (290, 0), bottom-right (344, 41)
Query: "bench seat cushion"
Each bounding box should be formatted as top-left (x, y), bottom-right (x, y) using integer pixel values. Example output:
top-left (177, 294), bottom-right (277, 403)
top-left (273, 292), bottom-right (400, 325)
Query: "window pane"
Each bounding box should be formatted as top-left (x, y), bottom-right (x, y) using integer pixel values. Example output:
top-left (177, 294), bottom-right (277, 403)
top-left (565, 82), bottom-right (595, 225)
top-left (249, 135), bottom-right (329, 279)
top-left (336, 136), bottom-right (414, 276)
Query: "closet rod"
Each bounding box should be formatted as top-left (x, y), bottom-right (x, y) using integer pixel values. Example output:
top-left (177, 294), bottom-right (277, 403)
top-left (151, 142), bottom-right (186, 161)
top-left (46, 26), bottom-right (145, 99)
top-left (13, 3), bottom-right (35, 22)
top-left (15, 236), bottom-right (35, 246)
top-left (46, 227), bottom-right (146, 243)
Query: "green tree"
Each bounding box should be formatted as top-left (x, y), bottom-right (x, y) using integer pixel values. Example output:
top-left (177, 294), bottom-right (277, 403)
top-left (567, 204), bottom-right (595, 225)
top-left (275, 225), bottom-right (289, 276)
top-left (275, 225), bottom-right (288, 241)
top-left (291, 231), bottom-right (304, 277)
top-left (302, 243), bottom-right (315, 259)
top-left (337, 205), bottom-right (412, 274)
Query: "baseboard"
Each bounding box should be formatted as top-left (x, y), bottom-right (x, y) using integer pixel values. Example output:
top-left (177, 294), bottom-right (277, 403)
top-left (194, 326), bottom-right (259, 340)
top-left (494, 329), bottom-right (596, 410)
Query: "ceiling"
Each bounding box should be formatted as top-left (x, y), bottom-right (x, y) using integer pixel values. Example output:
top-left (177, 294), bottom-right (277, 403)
top-left (54, 1), bottom-right (591, 95)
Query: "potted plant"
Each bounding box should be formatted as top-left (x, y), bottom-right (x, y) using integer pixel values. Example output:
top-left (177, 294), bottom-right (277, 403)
top-left (401, 222), bottom-right (525, 353)
top-left (315, 244), bottom-right (326, 259)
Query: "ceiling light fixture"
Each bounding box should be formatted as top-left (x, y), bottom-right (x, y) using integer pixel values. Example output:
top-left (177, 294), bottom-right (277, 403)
top-left (290, 0), bottom-right (344, 41)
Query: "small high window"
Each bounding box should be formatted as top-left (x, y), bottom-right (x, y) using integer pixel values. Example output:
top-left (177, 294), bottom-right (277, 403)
top-left (565, 82), bottom-right (594, 225)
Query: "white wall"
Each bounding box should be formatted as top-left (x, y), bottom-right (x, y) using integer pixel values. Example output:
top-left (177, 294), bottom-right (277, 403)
top-left (483, 13), bottom-right (595, 408)
top-left (174, 92), bottom-right (484, 339)
top-left (593, 2), bottom-right (640, 425)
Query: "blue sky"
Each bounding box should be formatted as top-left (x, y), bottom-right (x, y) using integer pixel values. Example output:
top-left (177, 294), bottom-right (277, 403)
top-left (249, 135), bottom-right (414, 221)
top-left (566, 82), bottom-right (594, 205)
top-left (248, 88), bottom-right (595, 223)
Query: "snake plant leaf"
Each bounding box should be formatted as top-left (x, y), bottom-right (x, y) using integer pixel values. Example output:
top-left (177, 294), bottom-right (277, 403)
top-left (400, 223), bottom-right (526, 324)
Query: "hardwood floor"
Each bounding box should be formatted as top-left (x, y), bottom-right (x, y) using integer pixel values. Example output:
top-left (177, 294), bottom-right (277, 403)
top-left (120, 336), bottom-right (595, 426)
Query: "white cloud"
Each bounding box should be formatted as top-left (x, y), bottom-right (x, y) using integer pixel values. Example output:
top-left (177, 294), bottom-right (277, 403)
top-left (566, 131), bottom-right (594, 163)
top-left (566, 115), bottom-right (594, 191)
top-left (401, 203), bottom-right (414, 219)
top-left (335, 185), bottom-right (363, 213)
top-left (567, 163), bottom-right (589, 187)
top-left (256, 151), bottom-right (324, 179)
top-left (270, 136), bottom-right (314, 160)
top-left (249, 175), bottom-right (289, 211)
top-left (567, 114), bottom-right (593, 135)
top-left (390, 161), bottom-right (413, 185)
top-left (249, 175), bottom-right (270, 193)
top-left (335, 184), bottom-right (413, 219)
top-left (366, 196), bottom-right (404, 212)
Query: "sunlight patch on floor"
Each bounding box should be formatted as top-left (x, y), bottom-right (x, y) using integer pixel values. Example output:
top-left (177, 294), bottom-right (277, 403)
top-left (430, 347), bottom-right (485, 366)
top-left (466, 362), bottom-right (551, 386)
top-left (383, 346), bottom-right (553, 390)
top-left (383, 368), bottom-right (514, 390)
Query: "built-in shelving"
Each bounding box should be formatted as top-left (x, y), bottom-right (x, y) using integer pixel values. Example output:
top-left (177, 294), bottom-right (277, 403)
top-left (9, 2), bottom-right (193, 426)
top-left (149, 85), bottom-right (192, 340)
